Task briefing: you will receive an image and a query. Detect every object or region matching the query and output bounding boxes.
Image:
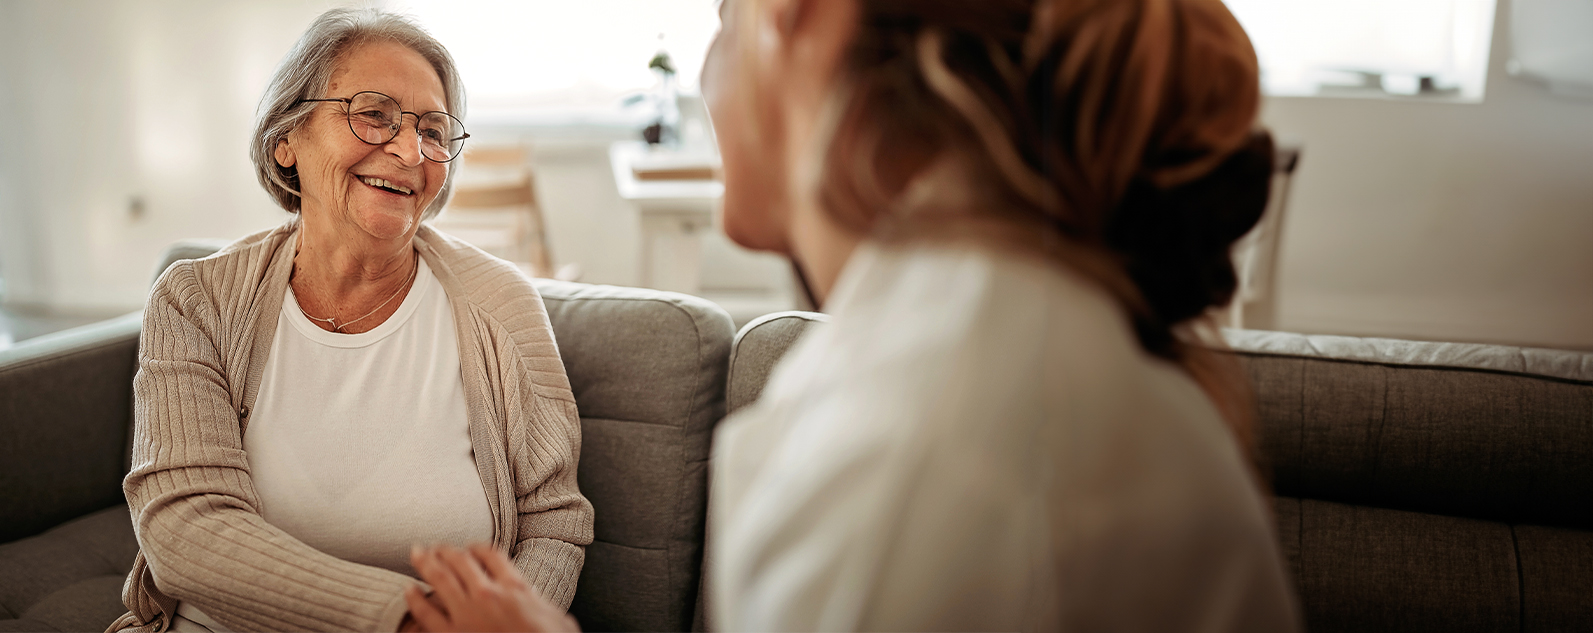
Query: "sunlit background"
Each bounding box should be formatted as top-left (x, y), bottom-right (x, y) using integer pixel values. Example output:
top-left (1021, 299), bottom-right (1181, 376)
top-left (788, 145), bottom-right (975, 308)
top-left (1, 0), bottom-right (1590, 350)
top-left (1229, 0), bottom-right (1497, 98)
top-left (398, 0), bottom-right (720, 125)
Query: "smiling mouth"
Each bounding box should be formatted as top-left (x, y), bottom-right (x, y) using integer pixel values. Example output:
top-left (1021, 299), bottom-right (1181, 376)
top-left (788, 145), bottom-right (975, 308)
top-left (358, 175), bottom-right (414, 196)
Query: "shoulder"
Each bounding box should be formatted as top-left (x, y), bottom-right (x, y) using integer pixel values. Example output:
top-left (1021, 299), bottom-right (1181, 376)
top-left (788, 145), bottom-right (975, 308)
top-left (417, 226), bottom-right (573, 399)
top-left (148, 222), bottom-right (294, 321)
top-left (417, 225), bottom-right (544, 318)
top-left (794, 242), bottom-right (1141, 420)
top-left (748, 241), bottom-right (1244, 487)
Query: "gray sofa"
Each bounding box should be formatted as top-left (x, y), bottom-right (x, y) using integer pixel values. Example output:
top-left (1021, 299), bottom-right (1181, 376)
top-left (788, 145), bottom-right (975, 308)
top-left (0, 271), bottom-right (734, 633)
top-left (2, 244), bottom-right (1591, 632)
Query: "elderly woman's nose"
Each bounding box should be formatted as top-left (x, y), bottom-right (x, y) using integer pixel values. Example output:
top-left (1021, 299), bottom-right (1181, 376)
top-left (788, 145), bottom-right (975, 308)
top-left (384, 119), bottom-right (427, 165)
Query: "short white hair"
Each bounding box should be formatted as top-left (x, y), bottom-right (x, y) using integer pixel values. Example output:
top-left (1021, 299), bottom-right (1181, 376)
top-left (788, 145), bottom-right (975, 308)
top-left (249, 7), bottom-right (465, 219)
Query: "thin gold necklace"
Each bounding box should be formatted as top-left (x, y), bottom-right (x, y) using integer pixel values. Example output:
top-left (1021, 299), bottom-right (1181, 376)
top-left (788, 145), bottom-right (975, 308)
top-left (299, 254), bottom-right (418, 333)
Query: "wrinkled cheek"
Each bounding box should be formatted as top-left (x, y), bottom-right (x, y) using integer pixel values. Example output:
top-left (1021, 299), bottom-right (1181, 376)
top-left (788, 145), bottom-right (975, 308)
top-left (301, 157), bottom-right (346, 208)
top-left (419, 167), bottom-right (447, 217)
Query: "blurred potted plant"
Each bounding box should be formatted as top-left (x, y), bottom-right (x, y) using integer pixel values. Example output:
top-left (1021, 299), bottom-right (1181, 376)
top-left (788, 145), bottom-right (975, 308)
top-left (643, 51), bottom-right (680, 146)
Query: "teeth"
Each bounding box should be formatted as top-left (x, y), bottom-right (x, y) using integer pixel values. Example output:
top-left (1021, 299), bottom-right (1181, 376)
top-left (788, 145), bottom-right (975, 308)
top-left (360, 176), bottom-right (412, 195)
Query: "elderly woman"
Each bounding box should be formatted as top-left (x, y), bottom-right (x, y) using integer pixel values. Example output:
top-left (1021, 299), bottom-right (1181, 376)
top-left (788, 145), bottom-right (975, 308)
top-left (406, 0), bottom-right (1298, 631)
top-left (107, 8), bottom-right (592, 633)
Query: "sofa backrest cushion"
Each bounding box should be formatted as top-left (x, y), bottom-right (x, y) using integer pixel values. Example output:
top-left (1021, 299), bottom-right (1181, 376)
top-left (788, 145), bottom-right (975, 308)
top-left (533, 279), bottom-right (734, 633)
top-left (0, 313), bottom-right (143, 543)
top-left (1229, 329), bottom-right (1593, 531)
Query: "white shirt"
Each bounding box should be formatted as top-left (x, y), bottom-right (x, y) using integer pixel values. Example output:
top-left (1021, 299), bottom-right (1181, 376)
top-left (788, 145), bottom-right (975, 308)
top-left (709, 242), bottom-right (1301, 632)
top-left (241, 256), bottom-right (494, 573)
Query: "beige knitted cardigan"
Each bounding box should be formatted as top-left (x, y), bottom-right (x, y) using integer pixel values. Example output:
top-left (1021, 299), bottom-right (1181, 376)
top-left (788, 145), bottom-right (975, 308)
top-left (109, 222), bottom-right (594, 633)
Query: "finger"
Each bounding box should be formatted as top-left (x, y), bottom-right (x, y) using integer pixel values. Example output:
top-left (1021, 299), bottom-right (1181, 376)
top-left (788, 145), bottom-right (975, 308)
top-left (435, 545), bottom-right (493, 595)
top-left (468, 543), bottom-right (525, 586)
top-left (413, 547), bottom-right (470, 607)
top-left (404, 586), bottom-right (451, 633)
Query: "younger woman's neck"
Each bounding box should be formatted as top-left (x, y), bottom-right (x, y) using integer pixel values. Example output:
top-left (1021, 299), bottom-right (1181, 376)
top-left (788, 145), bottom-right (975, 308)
top-left (787, 199), bottom-right (864, 310)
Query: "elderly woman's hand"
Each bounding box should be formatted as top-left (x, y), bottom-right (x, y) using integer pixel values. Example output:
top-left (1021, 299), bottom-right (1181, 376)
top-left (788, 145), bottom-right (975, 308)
top-left (405, 544), bottom-right (580, 633)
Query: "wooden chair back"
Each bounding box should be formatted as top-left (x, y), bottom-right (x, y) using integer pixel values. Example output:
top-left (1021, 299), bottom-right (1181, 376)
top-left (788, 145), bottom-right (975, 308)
top-left (437, 144), bottom-right (556, 277)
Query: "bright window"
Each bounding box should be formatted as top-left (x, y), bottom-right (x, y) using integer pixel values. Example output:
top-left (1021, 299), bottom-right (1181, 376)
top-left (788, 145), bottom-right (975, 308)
top-left (392, 0), bottom-right (1500, 119)
top-left (1223, 0), bottom-right (1498, 100)
top-left (391, 0), bottom-right (721, 125)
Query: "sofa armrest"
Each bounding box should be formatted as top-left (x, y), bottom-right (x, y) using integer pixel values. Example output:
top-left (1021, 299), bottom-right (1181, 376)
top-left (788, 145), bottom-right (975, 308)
top-left (0, 312), bottom-right (142, 543)
top-left (726, 311), bottom-right (829, 416)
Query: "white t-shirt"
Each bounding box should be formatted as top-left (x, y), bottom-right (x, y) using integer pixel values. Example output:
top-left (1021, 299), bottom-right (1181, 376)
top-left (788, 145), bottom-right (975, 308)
top-left (710, 242), bottom-right (1301, 632)
top-left (247, 256), bottom-right (493, 571)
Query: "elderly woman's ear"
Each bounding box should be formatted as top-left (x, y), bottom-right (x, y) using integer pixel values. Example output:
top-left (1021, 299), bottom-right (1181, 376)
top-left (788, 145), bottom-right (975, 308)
top-left (274, 138), bottom-right (297, 169)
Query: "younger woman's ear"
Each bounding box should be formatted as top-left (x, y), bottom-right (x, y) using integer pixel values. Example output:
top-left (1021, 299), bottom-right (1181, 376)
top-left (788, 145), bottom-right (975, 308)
top-left (763, 0), bottom-right (859, 87)
top-left (762, 0), bottom-right (858, 49)
top-left (273, 138), bottom-right (296, 169)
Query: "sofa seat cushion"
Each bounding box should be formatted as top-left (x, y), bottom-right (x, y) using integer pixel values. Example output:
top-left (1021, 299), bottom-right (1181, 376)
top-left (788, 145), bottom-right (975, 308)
top-left (1516, 524), bottom-right (1593, 631)
top-left (1273, 497), bottom-right (1593, 633)
top-left (1274, 497), bottom-right (1520, 632)
top-left (0, 505), bottom-right (137, 632)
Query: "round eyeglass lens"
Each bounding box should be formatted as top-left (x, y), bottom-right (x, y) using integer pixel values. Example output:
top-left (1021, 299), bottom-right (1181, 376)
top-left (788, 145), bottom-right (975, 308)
top-left (417, 112), bottom-right (467, 162)
top-left (346, 92), bottom-right (402, 145)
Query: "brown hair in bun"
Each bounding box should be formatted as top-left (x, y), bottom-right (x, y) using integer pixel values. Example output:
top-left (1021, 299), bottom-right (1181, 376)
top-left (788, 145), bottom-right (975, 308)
top-left (806, 0), bottom-right (1272, 445)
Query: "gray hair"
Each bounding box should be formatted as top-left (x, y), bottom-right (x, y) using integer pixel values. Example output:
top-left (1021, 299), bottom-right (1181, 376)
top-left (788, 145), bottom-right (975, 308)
top-left (250, 7), bottom-right (466, 220)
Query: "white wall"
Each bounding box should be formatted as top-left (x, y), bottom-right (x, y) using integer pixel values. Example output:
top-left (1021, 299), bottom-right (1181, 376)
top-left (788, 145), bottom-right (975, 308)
top-left (1262, 0), bottom-right (1593, 349)
top-left (0, 0), bottom-right (779, 316)
top-left (0, 0), bottom-right (343, 314)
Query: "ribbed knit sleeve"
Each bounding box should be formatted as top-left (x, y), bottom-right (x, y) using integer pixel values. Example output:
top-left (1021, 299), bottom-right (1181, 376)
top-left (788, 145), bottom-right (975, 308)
top-left (126, 261), bottom-right (419, 632)
top-left (435, 234), bottom-right (594, 610)
top-left (506, 391), bottom-right (591, 610)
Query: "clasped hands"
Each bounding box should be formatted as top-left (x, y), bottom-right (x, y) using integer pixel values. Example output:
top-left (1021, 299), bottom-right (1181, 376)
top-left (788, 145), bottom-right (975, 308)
top-left (401, 543), bottom-right (580, 633)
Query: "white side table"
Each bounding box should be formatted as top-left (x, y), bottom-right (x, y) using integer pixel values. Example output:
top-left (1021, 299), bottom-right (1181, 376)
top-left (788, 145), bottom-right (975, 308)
top-left (608, 142), bottom-right (724, 295)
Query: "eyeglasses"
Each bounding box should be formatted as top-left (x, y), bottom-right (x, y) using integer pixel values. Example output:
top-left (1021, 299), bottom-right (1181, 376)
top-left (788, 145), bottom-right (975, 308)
top-left (294, 91), bottom-right (470, 163)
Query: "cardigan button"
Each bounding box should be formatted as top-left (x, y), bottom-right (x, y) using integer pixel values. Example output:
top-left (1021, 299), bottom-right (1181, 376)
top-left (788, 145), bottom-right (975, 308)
top-left (239, 405), bottom-right (251, 419)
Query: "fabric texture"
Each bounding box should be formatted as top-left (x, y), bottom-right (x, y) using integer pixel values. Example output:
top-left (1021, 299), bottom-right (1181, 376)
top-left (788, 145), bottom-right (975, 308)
top-left (150, 239), bottom-right (234, 288)
top-left (1234, 346), bottom-right (1593, 531)
top-left (1276, 498), bottom-right (1520, 632)
top-left (1235, 333), bottom-right (1593, 632)
top-left (0, 312), bottom-right (142, 544)
top-left (711, 242), bottom-right (1301, 631)
top-left (0, 506), bottom-right (140, 632)
top-left (1517, 525), bottom-right (1593, 631)
top-left (725, 311), bottom-right (830, 416)
top-left (241, 257), bottom-right (491, 578)
top-left (111, 221), bottom-right (593, 633)
top-left (533, 280), bottom-right (734, 633)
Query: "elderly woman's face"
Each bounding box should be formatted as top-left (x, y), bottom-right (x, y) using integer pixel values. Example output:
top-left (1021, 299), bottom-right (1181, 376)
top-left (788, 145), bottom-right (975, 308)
top-left (276, 41), bottom-right (449, 242)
